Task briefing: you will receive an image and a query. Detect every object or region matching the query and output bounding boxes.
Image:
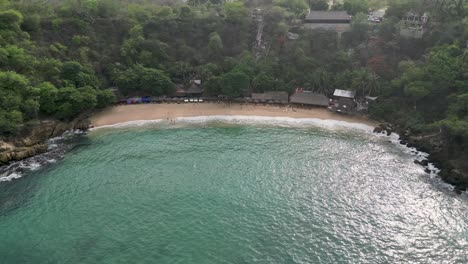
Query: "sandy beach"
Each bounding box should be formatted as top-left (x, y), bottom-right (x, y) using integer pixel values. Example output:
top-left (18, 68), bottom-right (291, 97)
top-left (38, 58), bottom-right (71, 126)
top-left (90, 103), bottom-right (378, 127)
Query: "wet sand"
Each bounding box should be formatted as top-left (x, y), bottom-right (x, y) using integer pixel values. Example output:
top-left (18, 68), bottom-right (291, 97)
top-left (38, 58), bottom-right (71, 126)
top-left (90, 103), bottom-right (378, 127)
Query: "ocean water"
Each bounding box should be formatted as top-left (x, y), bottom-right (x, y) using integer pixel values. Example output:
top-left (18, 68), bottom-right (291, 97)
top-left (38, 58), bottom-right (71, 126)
top-left (1, 118), bottom-right (467, 263)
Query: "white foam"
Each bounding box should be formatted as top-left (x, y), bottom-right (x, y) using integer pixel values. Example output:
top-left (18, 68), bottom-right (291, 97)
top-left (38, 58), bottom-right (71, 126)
top-left (90, 119), bottom-right (166, 131)
top-left (91, 115), bottom-right (375, 132)
top-left (3, 115), bottom-right (454, 190)
top-left (89, 115), bottom-right (454, 185)
top-left (0, 173), bottom-right (22, 182)
top-left (19, 162), bottom-right (41, 171)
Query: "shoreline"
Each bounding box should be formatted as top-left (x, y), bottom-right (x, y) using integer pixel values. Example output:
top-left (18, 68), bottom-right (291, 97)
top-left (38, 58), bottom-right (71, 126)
top-left (90, 103), bottom-right (378, 128)
top-left (2, 103), bottom-right (466, 192)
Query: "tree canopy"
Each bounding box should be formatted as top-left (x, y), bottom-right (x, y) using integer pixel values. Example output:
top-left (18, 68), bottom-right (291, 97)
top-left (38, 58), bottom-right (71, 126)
top-left (0, 0), bottom-right (466, 154)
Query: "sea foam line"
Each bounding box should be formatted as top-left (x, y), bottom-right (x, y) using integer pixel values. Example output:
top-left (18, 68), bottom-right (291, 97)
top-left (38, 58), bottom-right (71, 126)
top-left (0, 132), bottom-right (79, 183)
top-left (90, 115), bottom-right (376, 132)
top-left (90, 115), bottom-right (453, 189)
top-left (3, 116), bottom-right (451, 190)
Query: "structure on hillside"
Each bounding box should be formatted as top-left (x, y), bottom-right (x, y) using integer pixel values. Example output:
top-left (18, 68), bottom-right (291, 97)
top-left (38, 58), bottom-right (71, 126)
top-left (304, 11), bottom-right (352, 33)
top-left (289, 90), bottom-right (330, 107)
top-left (400, 12), bottom-right (429, 38)
top-left (173, 80), bottom-right (203, 97)
top-left (329, 89), bottom-right (356, 113)
top-left (356, 96), bottom-right (378, 112)
top-left (250, 91), bottom-right (289, 104)
top-left (287, 32), bottom-right (299, 40)
top-left (368, 9), bottom-right (385, 23)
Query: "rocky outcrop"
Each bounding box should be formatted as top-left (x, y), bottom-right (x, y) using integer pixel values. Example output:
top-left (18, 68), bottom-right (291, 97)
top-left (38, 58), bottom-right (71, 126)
top-left (375, 123), bottom-right (468, 193)
top-left (373, 123), bottom-right (394, 136)
top-left (0, 144), bottom-right (48, 164)
top-left (0, 116), bottom-right (91, 166)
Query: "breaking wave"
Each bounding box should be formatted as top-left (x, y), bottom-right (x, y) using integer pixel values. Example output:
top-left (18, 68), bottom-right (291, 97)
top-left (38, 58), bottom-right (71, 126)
top-left (91, 115), bottom-right (375, 132)
top-left (91, 115), bottom-right (448, 189)
top-left (1, 116), bottom-right (446, 189)
top-left (0, 131), bottom-right (84, 183)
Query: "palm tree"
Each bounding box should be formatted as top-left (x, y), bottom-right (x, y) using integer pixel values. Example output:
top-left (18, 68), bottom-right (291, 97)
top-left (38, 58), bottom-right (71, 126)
top-left (311, 69), bottom-right (333, 95)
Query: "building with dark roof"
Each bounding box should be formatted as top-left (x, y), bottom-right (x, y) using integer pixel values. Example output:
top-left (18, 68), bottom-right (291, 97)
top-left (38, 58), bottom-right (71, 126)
top-left (172, 80), bottom-right (203, 97)
top-left (251, 91), bottom-right (289, 103)
top-left (304, 11), bottom-right (352, 32)
top-left (330, 89), bottom-right (356, 113)
top-left (400, 12), bottom-right (429, 38)
top-left (333, 89), bottom-right (356, 98)
top-left (289, 91), bottom-right (330, 107)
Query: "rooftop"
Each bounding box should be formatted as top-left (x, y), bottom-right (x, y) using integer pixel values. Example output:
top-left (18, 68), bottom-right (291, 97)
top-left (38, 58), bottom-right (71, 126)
top-left (333, 89), bottom-right (356, 98)
top-left (251, 91), bottom-right (289, 102)
top-left (305, 11), bottom-right (352, 22)
top-left (290, 91), bottom-right (330, 106)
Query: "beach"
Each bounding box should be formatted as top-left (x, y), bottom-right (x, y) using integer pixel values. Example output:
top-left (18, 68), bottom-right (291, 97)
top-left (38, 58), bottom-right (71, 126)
top-left (90, 103), bottom-right (378, 127)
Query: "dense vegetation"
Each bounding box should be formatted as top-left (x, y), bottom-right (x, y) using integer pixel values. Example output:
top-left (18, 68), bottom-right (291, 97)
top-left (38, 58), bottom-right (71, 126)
top-left (0, 0), bottom-right (467, 154)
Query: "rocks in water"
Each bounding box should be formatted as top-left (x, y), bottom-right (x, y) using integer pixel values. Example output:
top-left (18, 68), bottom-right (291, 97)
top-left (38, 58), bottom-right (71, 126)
top-left (74, 119), bottom-right (91, 131)
top-left (373, 121), bottom-right (468, 192)
top-left (0, 116), bottom-right (91, 166)
top-left (373, 123), bottom-right (393, 136)
top-left (0, 144), bottom-right (48, 165)
top-left (373, 126), bottom-right (383, 133)
top-left (414, 159), bottom-right (429, 166)
top-left (439, 169), bottom-right (468, 193)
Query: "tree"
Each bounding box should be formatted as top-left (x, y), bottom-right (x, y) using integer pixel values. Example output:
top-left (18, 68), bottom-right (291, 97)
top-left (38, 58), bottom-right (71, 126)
top-left (208, 32), bottom-right (223, 59)
top-left (0, 110), bottom-right (23, 134)
top-left (115, 65), bottom-right (174, 96)
top-left (309, 0), bottom-right (329, 11)
top-left (0, 10), bottom-right (23, 30)
top-left (61, 61), bottom-right (98, 87)
top-left (310, 69), bottom-right (333, 94)
top-left (38, 82), bottom-right (59, 114)
top-left (343, 0), bottom-right (369, 15)
top-left (404, 81), bottom-right (433, 109)
top-left (21, 14), bottom-right (41, 32)
top-left (195, 63), bottom-right (219, 81)
top-left (224, 2), bottom-right (249, 24)
top-left (220, 71), bottom-right (249, 98)
top-left (55, 86), bottom-right (97, 120)
top-left (0, 71), bottom-right (34, 133)
top-left (348, 12), bottom-right (370, 44)
top-left (22, 98), bottom-right (40, 119)
top-left (204, 76), bottom-right (222, 96)
top-left (0, 45), bottom-right (34, 73)
top-left (62, 61), bottom-right (83, 84)
top-left (96, 89), bottom-right (116, 108)
top-left (274, 0), bottom-right (308, 14)
top-left (253, 73), bottom-right (277, 93)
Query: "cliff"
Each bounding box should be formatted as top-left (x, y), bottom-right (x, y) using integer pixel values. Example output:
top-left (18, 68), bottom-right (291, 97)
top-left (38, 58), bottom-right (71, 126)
top-left (0, 118), bottom-right (90, 165)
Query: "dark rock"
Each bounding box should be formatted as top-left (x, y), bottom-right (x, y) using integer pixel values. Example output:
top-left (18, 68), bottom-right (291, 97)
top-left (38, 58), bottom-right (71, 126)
top-left (0, 116), bottom-right (90, 165)
top-left (373, 123), bottom-right (393, 136)
top-left (424, 168), bottom-right (431, 174)
top-left (440, 169), bottom-right (468, 191)
top-left (12, 144), bottom-right (48, 161)
top-left (373, 127), bottom-right (383, 133)
top-left (74, 119), bottom-right (91, 131)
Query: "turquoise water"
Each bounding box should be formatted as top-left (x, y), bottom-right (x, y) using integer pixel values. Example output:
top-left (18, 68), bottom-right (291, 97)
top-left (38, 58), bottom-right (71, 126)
top-left (1, 121), bottom-right (467, 263)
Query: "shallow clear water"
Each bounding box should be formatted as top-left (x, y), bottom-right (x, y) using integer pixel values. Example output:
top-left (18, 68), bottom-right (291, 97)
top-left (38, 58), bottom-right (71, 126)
top-left (1, 121), bottom-right (467, 263)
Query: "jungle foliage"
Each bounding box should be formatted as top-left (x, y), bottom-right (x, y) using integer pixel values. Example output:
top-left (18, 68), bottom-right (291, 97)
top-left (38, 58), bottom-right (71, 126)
top-left (0, 0), bottom-right (467, 151)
